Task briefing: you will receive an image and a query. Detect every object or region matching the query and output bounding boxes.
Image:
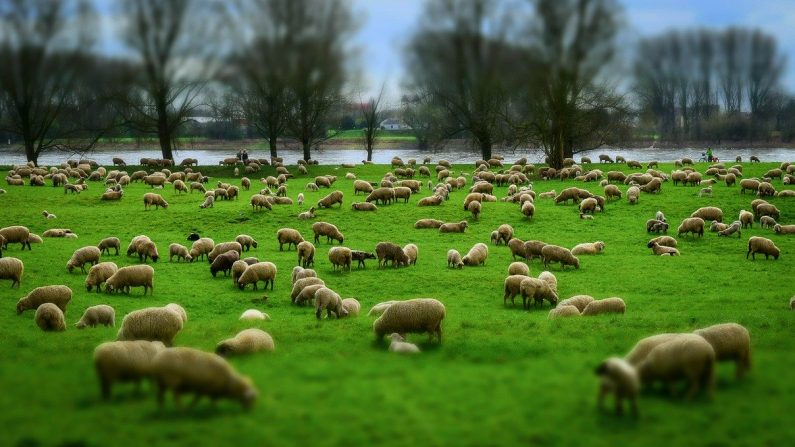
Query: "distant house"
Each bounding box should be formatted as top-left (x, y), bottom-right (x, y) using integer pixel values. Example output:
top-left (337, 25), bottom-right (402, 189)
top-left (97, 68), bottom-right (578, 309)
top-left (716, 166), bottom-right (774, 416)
top-left (380, 118), bottom-right (410, 130)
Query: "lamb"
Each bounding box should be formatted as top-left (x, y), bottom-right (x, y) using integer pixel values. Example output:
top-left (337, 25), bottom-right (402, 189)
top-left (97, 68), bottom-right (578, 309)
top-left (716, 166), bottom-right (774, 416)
top-left (105, 265), bottom-right (155, 295)
top-left (677, 217), bottom-right (705, 238)
top-left (97, 237), bottom-right (120, 256)
top-left (709, 221), bottom-right (728, 232)
top-left (341, 298), bottom-right (361, 316)
top-left (373, 298), bottom-right (445, 342)
top-left (16, 285), bottom-right (72, 314)
top-left (626, 186), bottom-right (640, 204)
top-left (595, 357), bottom-right (640, 417)
top-left (636, 334), bottom-right (715, 399)
top-left (85, 262), bottom-right (118, 292)
top-left (93, 340), bottom-right (167, 399)
top-left (774, 224), bottom-right (795, 234)
top-left (314, 287), bottom-right (348, 319)
top-left (210, 250), bottom-right (240, 277)
top-left (439, 221), bottom-right (468, 233)
top-left (237, 262), bottom-right (277, 290)
top-left (403, 243), bottom-right (418, 266)
top-left (290, 277), bottom-right (325, 302)
top-left (519, 277), bottom-right (558, 309)
top-left (746, 236), bottom-right (780, 260)
top-left (297, 206), bottom-right (316, 220)
top-left (0, 225), bottom-right (32, 250)
top-left (199, 195), bottom-right (215, 208)
top-left (388, 333), bottom-right (421, 354)
top-left (151, 347), bottom-right (257, 409)
top-left (693, 323), bottom-right (751, 379)
top-left (462, 243), bottom-right (488, 266)
top-left (508, 262), bottom-right (529, 276)
top-left (541, 245), bottom-right (580, 270)
top-left (207, 241), bottom-right (243, 262)
top-left (42, 210), bottom-right (56, 219)
top-left (447, 249), bottom-right (464, 268)
top-left (717, 221), bottom-right (742, 238)
top-left (760, 216), bottom-right (777, 229)
top-left (240, 309), bottom-right (270, 321)
top-left (690, 206), bottom-right (723, 222)
top-left (548, 305), bottom-right (581, 319)
top-left (317, 190), bottom-right (344, 208)
top-left (647, 241), bottom-right (680, 256)
top-left (76, 305), bottom-right (115, 328)
top-left (0, 257), bottom-right (24, 288)
top-left (168, 243), bottom-right (192, 262)
top-left (250, 194), bottom-right (272, 211)
top-left (143, 192), bottom-right (169, 210)
top-left (43, 228), bottom-right (73, 238)
top-left (558, 295), bottom-right (594, 312)
top-left (312, 222), bottom-right (344, 244)
top-left (581, 298), bottom-right (626, 316)
top-left (571, 241), bottom-right (605, 255)
top-left (349, 250), bottom-right (375, 269)
top-left (117, 306), bottom-right (184, 346)
top-left (34, 303), bottom-right (66, 331)
top-left (698, 186), bottom-right (713, 197)
top-left (375, 242), bottom-right (410, 268)
top-left (189, 237), bottom-right (215, 261)
top-left (414, 219), bottom-right (445, 229)
top-left (216, 329), bottom-right (275, 356)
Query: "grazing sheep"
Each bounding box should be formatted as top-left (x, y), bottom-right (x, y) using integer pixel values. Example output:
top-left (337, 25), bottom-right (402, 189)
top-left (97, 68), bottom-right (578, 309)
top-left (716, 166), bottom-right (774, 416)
top-left (582, 298), bottom-right (626, 316)
top-left (324, 246), bottom-right (351, 271)
top-left (312, 222), bottom-right (344, 245)
top-left (354, 180), bottom-right (374, 195)
top-left (189, 238), bottom-right (215, 261)
top-left (366, 187), bottom-right (395, 205)
top-left (637, 334), bottom-right (715, 399)
top-left (508, 262), bottom-right (529, 276)
top-left (76, 305), bottom-right (115, 329)
top-left (388, 333), bottom-right (421, 354)
top-left (541, 245), bottom-right (580, 270)
top-left (210, 251), bottom-right (240, 277)
top-left (774, 224), bottom-right (795, 234)
top-left (367, 301), bottom-right (399, 317)
top-left (207, 241), bottom-right (243, 262)
top-left (143, 193), bottom-right (169, 210)
top-left (151, 347), bottom-right (257, 409)
top-left (760, 216), bottom-right (777, 229)
top-left (135, 239), bottom-right (160, 263)
top-left (373, 298), bottom-right (445, 342)
top-left (117, 306), bottom-right (183, 346)
top-left (595, 357), bottom-right (640, 417)
top-left (85, 262), bottom-right (118, 292)
top-left (341, 298), bottom-right (361, 316)
top-left (199, 195), bottom-right (215, 209)
top-left (571, 241), bottom-right (605, 255)
top-left (415, 218), bottom-right (444, 229)
top-left (238, 262), bottom-right (277, 290)
top-left (690, 206), bottom-right (723, 222)
top-left (717, 221), bottom-right (742, 238)
top-left (548, 305), bottom-right (581, 319)
top-left (168, 243), bottom-right (192, 262)
top-left (0, 225), bottom-right (32, 250)
top-left (16, 285), bottom-right (72, 314)
top-left (239, 309), bottom-right (270, 321)
top-left (521, 201), bottom-right (535, 219)
top-left (97, 237), bottom-right (120, 256)
top-left (747, 236), bottom-right (780, 260)
top-left (627, 186), bottom-right (640, 204)
top-left (375, 242), bottom-right (409, 268)
top-left (93, 340), bottom-right (167, 399)
top-left (231, 260), bottom-right (248, 286)
top-left (709, 221), bottom-right (728, 232)
top-left (290, 266), bottom-right (317, 285)
top-left (646, 219), bottom-right (669, 233)
top-left (537, 270), bottom-right (558, 295)
top-left (693, 323), bottom-right (751, 379)
top-left (647, 241), bottom-right (680, 256)
top-left (503, 275), bottom-right (527, 306)
top-left (677, 217), bottom-right (705, 238)
top-left (105, 265), bottom-right (155, 295)
top-left (447, 249), bottom-right (464, 268)
top-left (296, 241), bottom-right (315, 268)
top-left (216, 329), bottom-right (275, 356)
top-left (558, 295), bottom-right (594, 312)
top-left (439, 221), bottom-right (468, 233)
top-left (756, 203), bottom-right (780, 220)
top-left (234, 235), bottom-right (258, 252)
top-left (352, 202), bottom-right (378, 211)
top-left (297, 206), bottom-right (316, 220)
top-left (317, 190), bottom-right (344, 209)
top-left (34, 303), bottom-right (66, 332)
top-left (66, 246), bottom-right (101, 273)
top-left (290, 277), bottom-right (326, 304)
top-left (624, 333), bottom-right (688, 366)
top-left (403, 244), bottom-right (418, 266)
top-left (293, 284), bottom-right (324, 306)
top-left (250, 194), bottom-right (272, 211)
top-left (519, 277), bottom-right (558, 309)
top-left (462, 243), bottom-right (488, 266)
top-left (314, 287), bottom-right (348, 319)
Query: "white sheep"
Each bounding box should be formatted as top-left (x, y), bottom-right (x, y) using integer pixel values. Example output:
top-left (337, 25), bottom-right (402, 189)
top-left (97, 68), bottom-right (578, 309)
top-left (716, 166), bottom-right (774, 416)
top-left (595, 357), bottom-right (640, 417)
top-left (93, 340), bottom-right (166, 399)
top-left (637, 334), bottom-right (715, 399)
top-left (373, 298), bottom-right (445, 342)
top-left (367, 300), bottom-right (399, 317)
top-left (693, 323), bottom-right (751, 379)
top-left (76, 304), bottom-right (115, 328)
top-left (16, 285), bottom-right (72, 314)
top-left (388, 333), bottom-right (421, 354)
top-left (0, 257), bottom-right (24, 288)
top-left (216, 328), bottom-right (275, 356)
top-left (239, 309), bottom-right (271, 321)
top-left (116, 306), bottom-right (183, 346)
top-left (66, 246), bottom-right (101, 273)
top-left (35, 302), bottom-right (66, 331)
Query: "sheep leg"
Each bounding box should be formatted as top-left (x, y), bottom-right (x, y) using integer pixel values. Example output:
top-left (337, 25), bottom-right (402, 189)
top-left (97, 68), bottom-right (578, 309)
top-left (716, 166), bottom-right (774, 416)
top-left (156, 382), bottom-right (167, 409)
top-left (315, 308), bottom-right (322, 319)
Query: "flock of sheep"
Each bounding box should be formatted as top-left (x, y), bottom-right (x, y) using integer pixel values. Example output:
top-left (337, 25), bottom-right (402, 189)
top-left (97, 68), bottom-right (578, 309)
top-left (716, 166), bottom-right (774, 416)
top-left (1, 152), bottom-right (793, 415)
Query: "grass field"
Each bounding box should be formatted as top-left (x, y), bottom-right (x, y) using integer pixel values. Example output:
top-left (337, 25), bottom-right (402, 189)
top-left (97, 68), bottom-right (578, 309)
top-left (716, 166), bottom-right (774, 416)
top-left (1, 160), bottom-right (794, 447)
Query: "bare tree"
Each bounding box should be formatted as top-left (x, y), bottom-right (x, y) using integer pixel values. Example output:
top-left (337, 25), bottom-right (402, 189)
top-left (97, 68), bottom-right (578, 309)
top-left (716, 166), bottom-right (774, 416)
top-left (359, 85), bottom-right (385, 162)
top-left (400, 92), bottom-right (442, 150)
top-left (0, 0), bottom-right (101, 165)
top-left (747, 30), bottom-right (784, 138)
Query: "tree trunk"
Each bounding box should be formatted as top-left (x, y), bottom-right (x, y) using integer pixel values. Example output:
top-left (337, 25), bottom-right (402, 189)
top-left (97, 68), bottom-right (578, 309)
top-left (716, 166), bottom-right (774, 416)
top-left (479, 138), bottom-right (492, 161)
top-left (24, 139), bottom-right (37, 166)
top-left (268, 135), bottom-right (279, 158)
top-left (158, 129), bottom-right (173, 161)
top-left (366, 144), bottom-right (373, 162)
top-left (302, 138), bottom-right (311, 161)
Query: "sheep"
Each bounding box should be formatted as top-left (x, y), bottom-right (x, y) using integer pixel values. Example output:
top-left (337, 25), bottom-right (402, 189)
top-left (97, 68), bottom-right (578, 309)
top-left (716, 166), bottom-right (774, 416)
top-left (375, 242), bottom-right (409, 268)
top-left (774, 224), bottom-right (795, 234)
top-left (216, 329), bottom-right (275, 356)
top-left (624, 333), bottom-right (689, 366)
top-left (417, 195), bottom-right (443, 206)
top-left (16, 285), bottom-right (72, 314)
top-left (415, 219), bottom-right (445, 229)
top-left (403, 243), bottom-right (418, 266)
top-left (34, 302), bottom-right (66, 332)
top-left (677, 217), bottom-right (705, 238)
top-left (717, 221), bottom-right (742, 238)
top-left (790, 296), bottom-right (795, 310)
top-left (467, 200), bottom-right (482, 219)
top-left (250, 194), bottom-right (272, 211)
top-left (353, 179), bottom-right (374, 195)
top-left (93, 339), bottom-right (167, 399)
top-left (85, 262), bottom-right (118, 292)
top-left (189, 238), bottom-right (214, 261)
top-left (595, 357), bottom-right (640, 417)
top-left (646, 219), bottom-right (669, 233)
top-left (747, 236), bottom-right (780, 260)
top-left (105, 265), bottom-right (155, 295)
top-left (291, 266), bottom-right (317, 284)
top-left (312, 222), bottom-right (344, 245)
top-left (388, 333), bottom-right (421, 354)
top-left (521, 201), bottom-right (535, 219)
top-left (27, 233), bottom-right (42, 245)
top-left (519, 277), bottom-right (558, 309)
top-left (693, 323), bottom-right (751, 379)
top-left (690, 206), bottom-right (723, 222)
top-left (581, 298), bottom-right (626, 316)
top-left (164, 303), bottom-right (187, 325)
top-left (297, 206), bottom-right (316, 220)
top-left (537, 270), bottom-right (558, 295)
top-left (439, 221), bottom-right (468, 233)
top-left (351, 201), bottom-right (378, 212)
top-left (640, 177), bottom-right (662, 193)
top-left (135, 239), bottom-right (160, 263)
top-left (317, 190), bottom-right (344, 209)
top-left (345, 250), bottom-right (373, 269)
top-left (446, 249), bottom-right (464, 269)
top-left (373, 298), bottom-right (445, 342)
top-left (541, 245), bottom-right (580, 270)
top-left (237, 262), bottom-right (277, 290)
top-left (558, 295), bottom-right (594, 312)
top-left (548, 305), bottom-right (581, 319)
top-left (76, 304), bottom-right (115, 329)
top-left (524, 240), bottom-right (548, 263)
top-left (208, 241), bottom-right (243, 262)
top-left (0, 225), bottom-right (32, 250)
top-left (508, 262), bottom-right (529, 276)
top-left (143, 192), bottom-right (169, 210)
top-left (210, 251), bottom-right (240, 277)
top-left (239, 309), bottom-right (270, 321)
top-left (366, 187), bottom-right (395, 205)
top-left (709, 221), bottom-right (728, 233)
top-left (647, 241), bottom-right (680, 256)
top-left (538, 190), bottom-right (557, 199)
top-left (0, 257), bottom-right (24, 288)
top-left (603, 184), bottom-right (621, 200)
top-left (117, 306), bottom-right (183, 346)
top-left (341, 298), bottom-right (361, 316)
top-left (627, 186), bottom-right (640, 204)
top-left (503, 275), bottom-right (527, 306)
top-left (756, 203), bottom-right (780, 220)
top-left (637, 334), bottom-right (715, 399)
top-left (234, 234), bottom-right (258, 252)
top-left (760, 216), bottom-right (777, 229)
top-left (97, 237), bottom-right (120, 256)
top-left (757, 182), bottom-right (776, 197)
top-left (571, 241), bottom-right (605, 255)
top-left (168, 243), bottom-right (192, 262)
top-left (314, 287), bottom-right (348, 319)
top-left (294, 241), bottom-right (315, 268)
top-left (462, 243), bottom-right (488, 267)
top-left (698, 186), bottom-right (713, 197)
top-left (151, 347), bottom-right (257, 409)
top-left (42, 210), bottom-right (56, 219)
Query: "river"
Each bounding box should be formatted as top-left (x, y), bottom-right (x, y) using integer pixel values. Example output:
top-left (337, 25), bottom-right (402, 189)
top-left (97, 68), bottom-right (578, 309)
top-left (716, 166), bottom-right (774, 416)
top-left (1, 145), bottom-right (793, 166)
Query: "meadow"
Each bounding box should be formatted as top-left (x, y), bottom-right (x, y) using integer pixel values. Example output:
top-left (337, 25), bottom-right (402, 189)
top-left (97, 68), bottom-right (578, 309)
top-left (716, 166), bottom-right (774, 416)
top-left (1, 159), bottom-right (794, 447)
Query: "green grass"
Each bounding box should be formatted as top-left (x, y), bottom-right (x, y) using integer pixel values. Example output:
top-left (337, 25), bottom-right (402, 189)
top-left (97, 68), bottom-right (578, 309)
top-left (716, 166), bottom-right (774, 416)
top-left (1, 161), bottom-right (794, 447)
top-left (328, 129), bottom-right (417, 141)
